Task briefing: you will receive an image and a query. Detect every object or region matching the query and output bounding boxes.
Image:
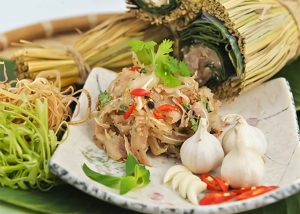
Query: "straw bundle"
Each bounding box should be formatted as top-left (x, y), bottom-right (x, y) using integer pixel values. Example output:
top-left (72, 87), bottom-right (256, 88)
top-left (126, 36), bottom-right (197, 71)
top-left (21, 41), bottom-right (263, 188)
top-left (129, 0), bottom-right (300, 98)
top-left (14, 13), bottom-right (170, 87)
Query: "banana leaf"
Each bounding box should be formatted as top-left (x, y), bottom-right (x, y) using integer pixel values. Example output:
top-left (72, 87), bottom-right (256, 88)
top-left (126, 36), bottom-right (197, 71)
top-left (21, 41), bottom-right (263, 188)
top-left (0, 57), bottom-right (300, 213)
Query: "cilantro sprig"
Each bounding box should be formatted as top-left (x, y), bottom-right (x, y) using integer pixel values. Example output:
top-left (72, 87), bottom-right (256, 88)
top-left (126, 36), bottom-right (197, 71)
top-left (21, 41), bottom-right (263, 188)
top-left (128, 39), bottom-right (192, 87)
top-left (98, 91), bottom-right (112, 108)
top-left (82, 154), bottom-right (150, 195)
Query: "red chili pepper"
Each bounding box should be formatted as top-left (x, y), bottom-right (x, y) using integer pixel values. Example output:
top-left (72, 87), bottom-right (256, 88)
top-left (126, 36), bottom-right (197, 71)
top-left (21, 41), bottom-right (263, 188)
top-left (214, 177), bottom-right (229, 192)
top-left (130, 88), bottom-right (151, 96)
top-left (123, 102), bottom-right (136, 120)
top-left (236, 186), bottom-right (278, 201)
top-left (200, 174), bottom-right (222, 191)
top-left (176, 97), bottom-right (183, 104)
top-left (199, 192), bottom-right (237, 205)
top-left (153, 110), bottom-right (165, 119)
top-left (157, 104), bottom-right (179, 112)
top-left (129, 66), bottom-right (141, 72)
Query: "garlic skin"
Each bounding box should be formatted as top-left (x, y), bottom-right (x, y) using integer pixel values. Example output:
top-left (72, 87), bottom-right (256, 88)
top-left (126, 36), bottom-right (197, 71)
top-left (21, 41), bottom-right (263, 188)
top-left (221, 128), bottom-right (265, 188)
top-left (180, 118), bottom-right (224, 174)
top-left (222, 114), bottom-right (268, 156)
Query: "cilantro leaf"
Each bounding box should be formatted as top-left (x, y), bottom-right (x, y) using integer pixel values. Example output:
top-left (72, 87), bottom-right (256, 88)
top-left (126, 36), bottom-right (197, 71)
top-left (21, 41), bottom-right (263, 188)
top-left (156, 63), bottom-right (181, 87)
top-left (98, 91), bottom-right (112, 108)
top-left (119, 176), bottom-right (137, 195)
top-left (128, 40), bottom-right (156, 65)
top-left (178, 61), bottom-right (192, 77)
top-left (82, 164), bottom-right (120, 187)
top-left (190, 118), bottom-right (200, 132)
top-left (155, 39), bottom-right (174, 63)
top-left (125, 154), bottom-right (139, 176)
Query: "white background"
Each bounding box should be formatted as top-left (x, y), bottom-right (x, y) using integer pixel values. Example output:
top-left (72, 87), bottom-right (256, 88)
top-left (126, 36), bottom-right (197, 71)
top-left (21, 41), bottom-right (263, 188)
top-left (0, 0), bottom-right (126, 33)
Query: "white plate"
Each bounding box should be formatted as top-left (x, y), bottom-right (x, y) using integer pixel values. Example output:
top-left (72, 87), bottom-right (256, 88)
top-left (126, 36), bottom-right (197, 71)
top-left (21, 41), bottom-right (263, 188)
top-left (50, 68), bottom-right (300, 214)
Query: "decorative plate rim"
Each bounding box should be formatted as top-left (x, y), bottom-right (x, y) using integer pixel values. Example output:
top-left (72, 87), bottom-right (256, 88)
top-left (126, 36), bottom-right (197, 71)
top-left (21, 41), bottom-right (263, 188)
top-left (49, 69), bottom-right (300, 214)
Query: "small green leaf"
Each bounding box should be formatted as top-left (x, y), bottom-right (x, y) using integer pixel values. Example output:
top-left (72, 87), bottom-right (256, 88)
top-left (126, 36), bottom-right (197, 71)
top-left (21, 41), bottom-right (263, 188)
top-left (82, 164), bottom-right (120, 187)
top-left (125, 154), bottom-right (139, 176)
top-left (119, 176), bottom-right (137, 195)
top-left (98, 91), bottom-right (112, 108)
top-left (178, 61), bottom-right (192, 77)
top-left (155, 39), bottom-right (174, 63)
top-left (128, 40), bottom-right (156, 65)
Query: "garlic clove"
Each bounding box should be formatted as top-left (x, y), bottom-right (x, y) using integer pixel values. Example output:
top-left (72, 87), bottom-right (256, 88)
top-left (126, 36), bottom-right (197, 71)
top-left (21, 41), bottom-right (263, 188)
top-left (171, 171), bottom-right (191, 190)
top-left (178, 175), bottom-right (199, 198)
top-left (163, 165), bottom-right (190, 183)
top-left (187, 179), bottom-right (207, 205)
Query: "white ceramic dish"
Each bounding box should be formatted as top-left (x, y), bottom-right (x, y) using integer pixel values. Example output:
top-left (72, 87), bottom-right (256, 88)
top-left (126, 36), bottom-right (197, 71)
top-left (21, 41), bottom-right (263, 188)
top-left (50, 68), bottom-right (300, 214)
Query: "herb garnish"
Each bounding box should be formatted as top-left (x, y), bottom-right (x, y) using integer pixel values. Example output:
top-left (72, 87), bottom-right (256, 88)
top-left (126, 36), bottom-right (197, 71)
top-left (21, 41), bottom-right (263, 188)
top-left (129, 39), bottom-right (192, 87)
top-left (82, 154), bottom-right (150, 195)
top-left (190, 117), bottom-right (200, 132)
top-left (98, 91), bottom-right (112, 107)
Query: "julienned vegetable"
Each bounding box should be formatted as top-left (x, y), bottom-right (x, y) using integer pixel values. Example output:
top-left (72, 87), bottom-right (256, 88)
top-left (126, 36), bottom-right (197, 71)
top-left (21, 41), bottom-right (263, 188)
top-left (163, 165), bottom-right (207, 205)
top-left (0, 98), bottom-right (65, 190)
top-left (83, 154), bottom-right (150, 195)
top-left (180, 118), bottom-right (224, 174)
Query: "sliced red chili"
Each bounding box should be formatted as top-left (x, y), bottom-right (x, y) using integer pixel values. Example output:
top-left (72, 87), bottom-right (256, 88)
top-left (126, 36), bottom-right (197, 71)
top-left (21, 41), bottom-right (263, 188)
top-left (214, 177), bottom-right (229, 192)
top-left (130, 88), bottom-right (151, 96)
top-left (200, 174), bottom-right (221, 191)
top-left (199, 192), bottom-right (237, 205)
top-left (153, 110), bottom-right (165, 119)
top-left (157, 104), bottom-right (179, 112)
top-left (129, 66), bottom-right (141, 72)
top-left (176, 97), bottom-right (183, 104)
top-left (232, 187), bottom-right (254, 194)
top-left (123, 102), bottom-right (136, 120)
top-left (236, 186), bottom-right (278, 201)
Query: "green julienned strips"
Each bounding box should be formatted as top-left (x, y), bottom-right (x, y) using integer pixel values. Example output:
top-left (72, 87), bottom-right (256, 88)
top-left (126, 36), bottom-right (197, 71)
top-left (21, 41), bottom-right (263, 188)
top-left (0, 99), bottom-right (64, 191)
top-left (179, 13), bottom-right (244, 85)
top-left (132, 0), bottom-right (181, 15)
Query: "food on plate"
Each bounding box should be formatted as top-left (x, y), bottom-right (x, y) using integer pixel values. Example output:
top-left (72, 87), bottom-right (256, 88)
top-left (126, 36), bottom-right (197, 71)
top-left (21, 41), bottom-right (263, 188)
top-left (163, 165), bottom-right (207, 205)
top-left (127, 0), bottom-right (202, 27)
top-left (221, 127), bottom-right (265, 188)
top-left (180, 118), bottom-right (224, 174)
top-left (200, 174), bottom-right (229, 192)
top-left (94, 39), bottom-right (221, 164)
top-left (222, 114), bottom-right (268, 156)
top-left (129, 0), bottom-right (300, 98)
top-left (83, 154), bottom-right (150, 194)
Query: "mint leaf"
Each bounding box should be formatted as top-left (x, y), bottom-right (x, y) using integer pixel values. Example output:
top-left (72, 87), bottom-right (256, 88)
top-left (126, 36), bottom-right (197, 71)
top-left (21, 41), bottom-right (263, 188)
top-left (125, 154), bottom-right (139, 176)
top-left (82, 164), bottom-right (120, 187)
top-left (119, 176), bottom-right (137, 195)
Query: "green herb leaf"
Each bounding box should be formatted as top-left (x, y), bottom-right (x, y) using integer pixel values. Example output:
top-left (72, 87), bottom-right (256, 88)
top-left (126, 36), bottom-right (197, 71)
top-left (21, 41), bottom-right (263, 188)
top-left (119, 176), bottom-right (137, 195)
top-left (178, 61), bottom-right (192, 77)
top-left (190, 118), bottom-right (200, 132)
top-left (155, 39), bottom-right (173, 63)
top-left (128, 40), bottom-right (156, 65)
top-left (125, 154), bottom-right (139, 176)
top-left (98, 91), bottom-right (112, 108)
top-left (82, 164), bottom-right (120, 187)
top-left (155, 63), bottom-right (181, 87)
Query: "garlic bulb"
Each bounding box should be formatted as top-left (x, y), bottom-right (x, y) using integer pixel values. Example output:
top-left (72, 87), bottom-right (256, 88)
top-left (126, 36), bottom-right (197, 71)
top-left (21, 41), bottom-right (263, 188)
top-left (222, 114), bottom-right (268, 156)
top-left (221, 129), bottom-right (265, 188)
top-left (180, 118), bottom-right (224, 174)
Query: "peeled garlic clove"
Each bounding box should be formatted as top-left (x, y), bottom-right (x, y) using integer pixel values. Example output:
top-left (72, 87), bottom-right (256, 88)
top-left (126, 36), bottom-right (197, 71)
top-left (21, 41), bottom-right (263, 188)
top-left (187, 179), bottom-right (207, 205)
top-left (172, 171), bottom-right (191, 190)
top-left (163, 165), bottom-right (190, 183)
top-left (178, 175), bottom-right (199, 198)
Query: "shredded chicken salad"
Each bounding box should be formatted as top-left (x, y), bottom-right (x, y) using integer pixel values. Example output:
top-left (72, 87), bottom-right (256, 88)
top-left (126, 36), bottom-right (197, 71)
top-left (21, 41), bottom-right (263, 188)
top-left (94, 40), bottom-right (221, 165)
